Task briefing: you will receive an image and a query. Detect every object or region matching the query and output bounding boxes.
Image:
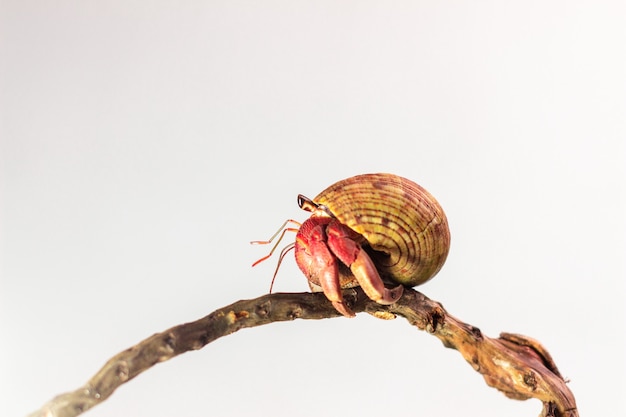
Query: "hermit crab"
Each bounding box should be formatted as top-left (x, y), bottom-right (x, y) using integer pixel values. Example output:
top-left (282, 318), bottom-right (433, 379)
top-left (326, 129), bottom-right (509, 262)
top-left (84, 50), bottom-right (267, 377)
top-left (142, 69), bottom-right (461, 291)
top-left (252, 173), bottom-right (451, 317)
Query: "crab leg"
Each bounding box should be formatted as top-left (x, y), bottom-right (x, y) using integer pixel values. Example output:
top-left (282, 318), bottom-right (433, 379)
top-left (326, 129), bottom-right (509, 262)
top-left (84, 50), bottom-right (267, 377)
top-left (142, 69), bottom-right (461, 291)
top-left (326, 221), bottom-right (403, 305)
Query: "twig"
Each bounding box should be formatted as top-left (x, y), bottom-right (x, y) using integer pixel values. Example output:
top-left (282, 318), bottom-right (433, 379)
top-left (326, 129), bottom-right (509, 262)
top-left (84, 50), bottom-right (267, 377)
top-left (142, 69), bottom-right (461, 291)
top-left (27, 288), bottom-right (577, 417)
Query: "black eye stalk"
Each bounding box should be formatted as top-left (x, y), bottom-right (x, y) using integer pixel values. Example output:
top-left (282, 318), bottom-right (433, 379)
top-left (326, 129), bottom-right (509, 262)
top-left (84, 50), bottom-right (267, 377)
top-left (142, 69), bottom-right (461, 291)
top-left (297, 194), bottom-right (335, 218)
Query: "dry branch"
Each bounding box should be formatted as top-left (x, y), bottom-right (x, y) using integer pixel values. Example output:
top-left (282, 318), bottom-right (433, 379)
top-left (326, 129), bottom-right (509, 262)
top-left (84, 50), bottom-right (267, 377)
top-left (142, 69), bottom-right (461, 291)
top-left (27, 287), bottom-right (577, 417)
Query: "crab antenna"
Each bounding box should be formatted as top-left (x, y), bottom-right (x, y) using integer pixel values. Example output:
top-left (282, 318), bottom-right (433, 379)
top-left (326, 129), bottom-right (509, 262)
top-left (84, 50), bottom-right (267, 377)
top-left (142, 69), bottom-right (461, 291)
top-left (269, 242), bottom-right (296, 293)
top-left (250, 219), bottom-right (301, 267)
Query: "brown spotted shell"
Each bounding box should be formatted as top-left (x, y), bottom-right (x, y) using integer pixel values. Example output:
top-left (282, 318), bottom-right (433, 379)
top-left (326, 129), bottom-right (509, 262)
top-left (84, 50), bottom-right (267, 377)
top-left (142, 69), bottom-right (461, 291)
top-left (313, 173), bottom-right (450, 287)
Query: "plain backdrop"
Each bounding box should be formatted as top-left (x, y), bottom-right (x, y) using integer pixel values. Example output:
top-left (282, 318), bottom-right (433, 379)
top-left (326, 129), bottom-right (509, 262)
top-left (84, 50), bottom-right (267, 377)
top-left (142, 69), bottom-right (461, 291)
top-left (1, 2), bottom-right (625, 417)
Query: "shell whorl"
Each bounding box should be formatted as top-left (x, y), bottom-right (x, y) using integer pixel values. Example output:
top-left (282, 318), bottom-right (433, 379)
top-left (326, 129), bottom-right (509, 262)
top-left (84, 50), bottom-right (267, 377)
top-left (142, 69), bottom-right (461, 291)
top-left (313, 173), bottom-right (450, 287)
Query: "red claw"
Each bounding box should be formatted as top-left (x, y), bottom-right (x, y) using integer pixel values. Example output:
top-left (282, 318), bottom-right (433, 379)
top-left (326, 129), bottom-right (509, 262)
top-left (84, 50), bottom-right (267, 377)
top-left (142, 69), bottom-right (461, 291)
top-left (325, 221), bottom-right (403, 305)
top-left (294, 216), bottom-right (402, 317)
top-left (295, 218), bottom-right (356, 317)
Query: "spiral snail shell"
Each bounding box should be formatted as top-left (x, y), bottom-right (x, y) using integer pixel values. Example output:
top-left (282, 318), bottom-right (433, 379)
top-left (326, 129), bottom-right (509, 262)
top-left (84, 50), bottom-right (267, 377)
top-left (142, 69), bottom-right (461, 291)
top-left (311, 173), bottom-right (450, 287)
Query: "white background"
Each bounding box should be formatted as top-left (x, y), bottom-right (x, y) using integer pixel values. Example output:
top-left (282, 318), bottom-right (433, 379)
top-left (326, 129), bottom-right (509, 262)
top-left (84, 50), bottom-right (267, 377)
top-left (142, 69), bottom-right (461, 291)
top-left (1, 2), bottom-right (625, 416)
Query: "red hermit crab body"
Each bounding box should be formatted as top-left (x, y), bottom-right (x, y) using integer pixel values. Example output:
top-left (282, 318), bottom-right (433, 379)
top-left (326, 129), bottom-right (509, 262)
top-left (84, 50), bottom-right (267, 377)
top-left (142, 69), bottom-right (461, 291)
top-left (253, 173), bottom-right (451, 317)
top-left (293, 196), bottom-right (404, 317)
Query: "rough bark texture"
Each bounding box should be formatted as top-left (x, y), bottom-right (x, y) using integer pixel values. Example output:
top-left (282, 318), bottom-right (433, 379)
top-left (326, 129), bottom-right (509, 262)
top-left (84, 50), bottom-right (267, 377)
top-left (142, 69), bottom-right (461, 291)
top-left (27, 288), bottom-right (577, 417)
